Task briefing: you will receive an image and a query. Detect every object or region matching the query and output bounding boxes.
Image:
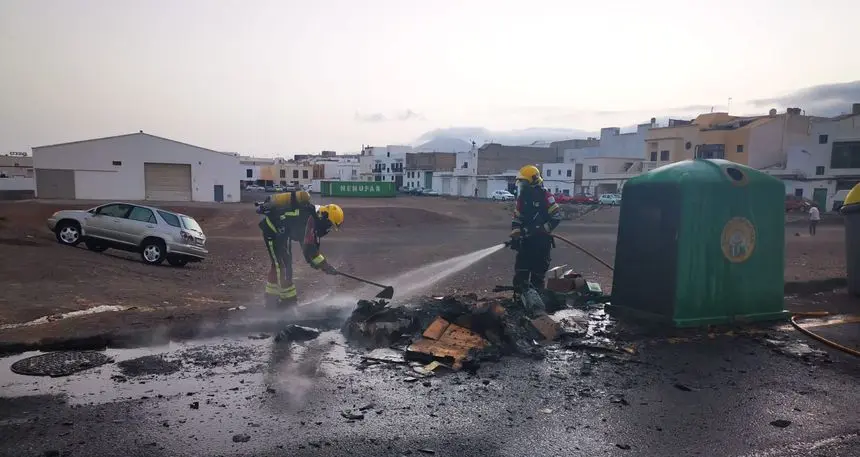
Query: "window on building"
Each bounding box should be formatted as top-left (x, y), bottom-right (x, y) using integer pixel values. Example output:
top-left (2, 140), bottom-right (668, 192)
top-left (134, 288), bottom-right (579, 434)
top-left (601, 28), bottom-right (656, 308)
top-left (794, 188), bottom-right (803, 197)
top-left (281, 180), bottom-right (287, 186)
top-left (280, 170), bottom-right (286, 178)
top-left (112, 161), bottom-right (122, 166)
top-left (650, 151), bottom-right (658, 161)
top-left (660, 150), bottom-right (670, 161)
top-left (831, 141), bottom-right (860, 169)
top-left (589, 165), bottom-right (598, 173)
top-left (462, 162), bottom-right (468, 169)
top-left (819, 134), bottom-right (829, 144)
top-left (736, 145), bottom-right (744, 153)
top-left (246, 169), bottom-right (253, 178)
top-left (302, 170), bottom-right (308, 179)
top-left (815, 166), bottom-right (825, 175)
top-left (546, 169), bottom-right (551, 177)
top-left (293, 170), bottom-right (299, 178)
top-left (695, 144), bottom-right (726, 159)
top-left (566, 169), bottom-right (572, 177)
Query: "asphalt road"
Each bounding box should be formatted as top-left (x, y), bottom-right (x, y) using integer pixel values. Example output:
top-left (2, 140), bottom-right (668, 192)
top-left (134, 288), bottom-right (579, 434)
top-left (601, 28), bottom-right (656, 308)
top-left (1, 320), bottom-right (857, 457)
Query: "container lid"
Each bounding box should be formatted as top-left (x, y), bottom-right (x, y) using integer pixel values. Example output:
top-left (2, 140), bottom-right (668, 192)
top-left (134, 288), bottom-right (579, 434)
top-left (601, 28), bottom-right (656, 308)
top-left (844, 183), bottom-right (860, 206)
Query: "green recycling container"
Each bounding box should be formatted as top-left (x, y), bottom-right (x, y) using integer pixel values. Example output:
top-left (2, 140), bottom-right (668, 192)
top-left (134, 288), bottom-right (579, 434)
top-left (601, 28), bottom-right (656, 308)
top-left (839, 183), bottom-right (860, 296)
top-left (609, 159), bottom-right (787, 327)
top-left (321, 181), bottom-right (397, 197)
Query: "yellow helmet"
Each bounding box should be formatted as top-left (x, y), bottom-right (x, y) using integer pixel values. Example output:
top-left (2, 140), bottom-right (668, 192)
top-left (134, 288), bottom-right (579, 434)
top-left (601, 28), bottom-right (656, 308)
top-left (516, 165), bottom-right (542, 185)
top-left (318, 204), bottom-right (344, 230)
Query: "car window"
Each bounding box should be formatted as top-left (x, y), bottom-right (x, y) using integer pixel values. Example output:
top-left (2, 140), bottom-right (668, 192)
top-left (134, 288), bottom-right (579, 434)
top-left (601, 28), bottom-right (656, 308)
top-left (157, 210), bottom-right (181, 228)
top-left (97, 204), bottom-right (131, 218)
top-left (180, 216), bottom-right (203, 233)
top-left (128, 206), bottom-right (156, 224)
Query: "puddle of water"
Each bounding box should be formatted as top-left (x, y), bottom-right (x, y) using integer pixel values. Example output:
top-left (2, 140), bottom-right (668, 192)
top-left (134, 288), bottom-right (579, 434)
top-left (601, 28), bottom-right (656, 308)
top-left (0, 305), bottom-right (126, 330)
top-left (0, 332), bottom-right (358, 406)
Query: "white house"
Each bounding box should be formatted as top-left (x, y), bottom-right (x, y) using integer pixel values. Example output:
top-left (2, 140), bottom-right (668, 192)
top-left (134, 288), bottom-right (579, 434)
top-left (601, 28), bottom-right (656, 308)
top-left (774, 106), bottom-right (860, 211)
top-left (575, 157), bottom-right (644, 196)
top-left (238, 156), bottom-right (276, 186)
top-left (321, 158), bottom-right (360, 181)
top-left (0, 152), bottom-right (35, 197)
top-left (32, 132), bottom-right (240, 202)
top-left (359, 145), bottom-right (411, 187)
top-left (564, 123), bottom-right (653, 162)
top-left (540, 163), bottom-right (576, 195)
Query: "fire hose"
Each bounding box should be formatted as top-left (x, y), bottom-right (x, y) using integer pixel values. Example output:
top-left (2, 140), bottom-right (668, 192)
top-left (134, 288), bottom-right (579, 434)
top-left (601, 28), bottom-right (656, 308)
top-left (506, 232), bottom-right (859, 357)
top-left (790, 312), bottom-right (860, 358)
top-left (505, 231), bottom-right (614, 272)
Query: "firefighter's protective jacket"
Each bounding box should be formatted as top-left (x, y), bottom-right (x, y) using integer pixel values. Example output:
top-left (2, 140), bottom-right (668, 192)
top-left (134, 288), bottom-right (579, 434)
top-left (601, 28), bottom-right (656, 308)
top-left (511, 185), bottom-right (562, 237)
top-left (258, 191), bottom-right (331, 269)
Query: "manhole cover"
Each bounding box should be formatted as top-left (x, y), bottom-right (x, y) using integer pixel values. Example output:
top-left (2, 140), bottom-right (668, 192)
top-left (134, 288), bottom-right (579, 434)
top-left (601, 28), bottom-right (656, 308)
top-left (11, 351), bottom-right (113, 377)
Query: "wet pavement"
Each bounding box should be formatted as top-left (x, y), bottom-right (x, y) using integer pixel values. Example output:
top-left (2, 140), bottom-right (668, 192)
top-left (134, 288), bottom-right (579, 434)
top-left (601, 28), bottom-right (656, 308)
top-left (1, 304), bottom-right (859, 457)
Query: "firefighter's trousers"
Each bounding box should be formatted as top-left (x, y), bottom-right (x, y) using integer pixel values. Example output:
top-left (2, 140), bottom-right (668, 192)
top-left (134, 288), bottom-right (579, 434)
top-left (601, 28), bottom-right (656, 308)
top-left (263, 232), bottom-right (297, 307)
top-left (512, 234), bottom-right (553, 294)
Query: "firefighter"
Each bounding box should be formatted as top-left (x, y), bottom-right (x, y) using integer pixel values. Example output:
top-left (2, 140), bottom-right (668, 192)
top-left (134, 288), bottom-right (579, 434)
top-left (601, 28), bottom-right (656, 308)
top-left (256, 190), bottom-right (344, 308)
top-left (508, 165), bottom-right (562, 299)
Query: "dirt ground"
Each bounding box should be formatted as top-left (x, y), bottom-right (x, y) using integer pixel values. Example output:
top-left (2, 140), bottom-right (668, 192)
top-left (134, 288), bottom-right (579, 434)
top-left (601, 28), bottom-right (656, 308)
top-left (0, 196), bottom-right (852, 349)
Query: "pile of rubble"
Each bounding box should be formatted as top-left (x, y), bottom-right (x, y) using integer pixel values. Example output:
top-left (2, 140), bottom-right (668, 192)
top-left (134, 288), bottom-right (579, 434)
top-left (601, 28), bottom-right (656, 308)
top-left (339, 266), bottom-right (619, 372)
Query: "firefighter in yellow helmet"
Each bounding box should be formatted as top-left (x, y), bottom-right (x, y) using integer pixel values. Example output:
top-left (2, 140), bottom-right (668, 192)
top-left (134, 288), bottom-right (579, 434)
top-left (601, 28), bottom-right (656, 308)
top-left (255, 190), bottom-right (344, 308)
top-left (509, 165), bottom-right (562, 299)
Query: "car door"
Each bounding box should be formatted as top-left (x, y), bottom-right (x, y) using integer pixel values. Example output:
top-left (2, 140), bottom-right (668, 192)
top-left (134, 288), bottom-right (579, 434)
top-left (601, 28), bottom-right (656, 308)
top-left (122, 206), bottom-right (158, 245)
top-left (88, 203), bottom-right (132, 241)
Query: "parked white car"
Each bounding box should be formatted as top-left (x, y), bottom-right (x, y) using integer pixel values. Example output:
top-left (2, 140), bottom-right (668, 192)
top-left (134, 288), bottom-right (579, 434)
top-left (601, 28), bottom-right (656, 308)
top-left (598, 194), bottom-right (622, 205)
top-left (491, 190), bottom-right (515, 201)
top-left (245, 184), bottom-right (264, 191)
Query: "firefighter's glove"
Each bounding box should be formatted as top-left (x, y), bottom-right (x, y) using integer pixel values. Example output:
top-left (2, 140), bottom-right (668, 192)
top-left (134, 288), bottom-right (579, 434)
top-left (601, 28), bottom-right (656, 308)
top-left (320, 262), bottom-right (339, 275)
top-left (508, 238), bottom-right (522, 251)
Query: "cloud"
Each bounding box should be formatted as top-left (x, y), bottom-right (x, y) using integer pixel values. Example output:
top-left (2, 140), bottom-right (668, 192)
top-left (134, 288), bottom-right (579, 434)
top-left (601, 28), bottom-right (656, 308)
top-left (414, 126), bottom-right (596, 147)
top-left (514, 104), bottom-right (717, 123)
top-left (355, 109), bottom-right (425, 123)
top-left (750, 80), bottom-right (860, 116)
top-left (396, 109), bottom-right (424, 121)
top-left (411, 80), bottom-right (860, 150)
top-left (354, 112), bottom-right (387, 123)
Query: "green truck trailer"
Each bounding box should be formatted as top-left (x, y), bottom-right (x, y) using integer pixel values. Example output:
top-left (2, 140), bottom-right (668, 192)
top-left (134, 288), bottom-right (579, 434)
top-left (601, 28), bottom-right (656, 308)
top-left (320, 180), bottom-right (397, 197)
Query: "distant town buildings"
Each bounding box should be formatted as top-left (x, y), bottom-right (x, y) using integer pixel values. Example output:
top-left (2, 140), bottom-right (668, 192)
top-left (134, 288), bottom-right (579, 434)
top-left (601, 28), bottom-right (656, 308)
top-left (9, 102), bottom-right (860, 210)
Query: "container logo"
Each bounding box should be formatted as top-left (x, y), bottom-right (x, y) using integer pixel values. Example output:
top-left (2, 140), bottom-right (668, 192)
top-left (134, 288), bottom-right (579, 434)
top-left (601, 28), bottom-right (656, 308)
top-left (721, 217), bottom-right (756, 263)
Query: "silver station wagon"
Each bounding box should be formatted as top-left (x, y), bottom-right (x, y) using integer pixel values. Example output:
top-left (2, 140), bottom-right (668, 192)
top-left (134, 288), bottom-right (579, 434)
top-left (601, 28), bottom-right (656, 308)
top-left (47, 202), bottom-right (208, 266)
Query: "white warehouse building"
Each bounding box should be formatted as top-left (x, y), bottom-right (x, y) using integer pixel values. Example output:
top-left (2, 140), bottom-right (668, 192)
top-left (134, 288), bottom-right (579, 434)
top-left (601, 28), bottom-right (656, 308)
top-left (33, 132), bottom-right (240, 202)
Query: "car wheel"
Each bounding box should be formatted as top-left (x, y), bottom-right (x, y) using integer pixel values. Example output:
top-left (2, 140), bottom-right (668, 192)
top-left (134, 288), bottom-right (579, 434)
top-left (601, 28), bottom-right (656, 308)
top-left (167, 256), bottom-right (188, 267)
top-left (55, 221), bottom-right (82, 246)
top-left (140, 239), bottom-right (166, 265)
top-left (85, 239), bottom-right (109, 252)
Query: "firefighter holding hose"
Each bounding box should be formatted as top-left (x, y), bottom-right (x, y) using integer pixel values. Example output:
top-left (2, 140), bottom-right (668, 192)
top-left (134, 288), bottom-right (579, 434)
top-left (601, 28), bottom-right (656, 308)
top-left (508, 165), bottom-right (562, 300)
top-left (256, 190), bottom-right (344, 308)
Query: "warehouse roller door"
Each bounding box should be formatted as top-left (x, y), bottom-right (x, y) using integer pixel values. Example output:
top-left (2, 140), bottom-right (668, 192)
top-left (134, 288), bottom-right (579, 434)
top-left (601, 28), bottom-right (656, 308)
top-left (36, 169), bottom-right (75, 199)
top-left (144, 163), bottom-right (192, 201)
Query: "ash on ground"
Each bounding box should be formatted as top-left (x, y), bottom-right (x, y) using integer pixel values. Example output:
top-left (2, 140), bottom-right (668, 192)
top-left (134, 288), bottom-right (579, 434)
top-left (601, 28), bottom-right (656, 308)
top-left (117, 355), bottom-right (183, 377)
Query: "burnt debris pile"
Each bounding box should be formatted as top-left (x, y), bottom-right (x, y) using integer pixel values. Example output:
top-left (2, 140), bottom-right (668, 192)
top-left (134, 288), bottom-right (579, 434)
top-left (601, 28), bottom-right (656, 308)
top-left (341, 291), bottom-right (621, 371)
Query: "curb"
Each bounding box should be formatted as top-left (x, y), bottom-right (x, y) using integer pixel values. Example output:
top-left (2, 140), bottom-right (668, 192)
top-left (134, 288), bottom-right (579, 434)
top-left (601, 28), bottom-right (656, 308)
top-left (0, 308), bottom-right (348, 357)
top-left (784, 277), bottom-right (847, 295)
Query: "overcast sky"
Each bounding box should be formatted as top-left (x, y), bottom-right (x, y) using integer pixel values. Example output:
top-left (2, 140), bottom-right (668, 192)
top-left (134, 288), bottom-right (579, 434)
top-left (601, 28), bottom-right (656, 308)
top-left (1, 0), bottom-right (858, 156)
